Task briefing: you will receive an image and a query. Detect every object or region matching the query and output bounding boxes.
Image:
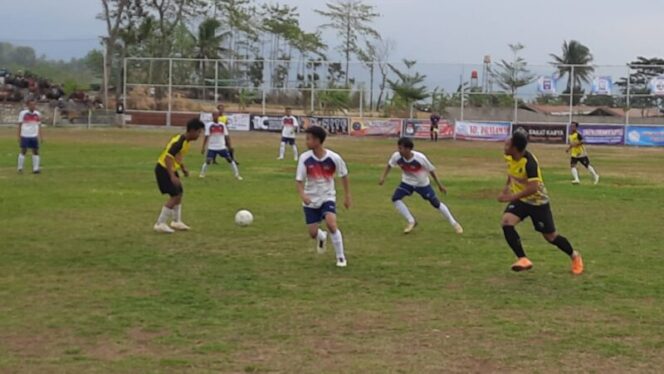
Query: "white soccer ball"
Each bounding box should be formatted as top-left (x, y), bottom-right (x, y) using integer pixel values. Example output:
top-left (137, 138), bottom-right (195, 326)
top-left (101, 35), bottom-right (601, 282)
top-left (235, 210), bottom-right (254, 227)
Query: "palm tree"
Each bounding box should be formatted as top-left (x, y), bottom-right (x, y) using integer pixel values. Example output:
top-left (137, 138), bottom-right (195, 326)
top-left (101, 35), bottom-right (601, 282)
top-left (193, 18), bottom-right (229, 99)
top-left (550, 40), bottom-right (594, 104)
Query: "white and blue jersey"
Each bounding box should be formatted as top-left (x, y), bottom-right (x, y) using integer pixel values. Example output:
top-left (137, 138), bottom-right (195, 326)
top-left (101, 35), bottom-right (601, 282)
top-left (296, 149), bottom-right (348, 208)
top-left (388, 151), bottom-right (436, 187)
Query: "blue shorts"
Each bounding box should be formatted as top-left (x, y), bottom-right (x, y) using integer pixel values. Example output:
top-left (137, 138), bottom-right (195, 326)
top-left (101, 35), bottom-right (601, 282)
top-left (206, 149), bottom-right (232, 162)
top-left (303, 201), bottom-right (337, 225)
top-left (281, 137), bottom-right (295, 146)
top-left (392, 182), bottom-right (441, 208)
top-left (20, 137), bottom-right (39, 149)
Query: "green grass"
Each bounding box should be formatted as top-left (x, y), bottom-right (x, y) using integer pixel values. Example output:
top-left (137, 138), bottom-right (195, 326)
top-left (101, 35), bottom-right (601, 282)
top-left (1, 127), bottom-right (663, 373)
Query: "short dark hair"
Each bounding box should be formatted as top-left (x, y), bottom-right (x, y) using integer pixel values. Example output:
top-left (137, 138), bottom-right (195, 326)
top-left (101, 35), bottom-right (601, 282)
top-left (397, 137), bottom-right (414, 149)
top-left (186, 118), bottom-right (205, 132)
top-left (305, 126), bottom-right (327, 144)
top-left (571, 121), bottom-right (579, 127)
top-left (511, 131), bottom-right (528, 152)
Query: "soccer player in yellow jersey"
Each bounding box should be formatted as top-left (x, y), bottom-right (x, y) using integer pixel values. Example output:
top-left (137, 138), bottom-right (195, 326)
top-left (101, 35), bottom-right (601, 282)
top-left (567, 122), bottom-right (600, 185)
top-left (153, 118), bottom-right (205, 233)
top-left (498, 131), bottom-right (584, 275)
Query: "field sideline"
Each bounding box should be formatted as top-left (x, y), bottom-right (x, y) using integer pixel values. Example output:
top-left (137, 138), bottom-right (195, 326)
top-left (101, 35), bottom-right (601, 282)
top-left (1, 127), bottom-right (663, 373)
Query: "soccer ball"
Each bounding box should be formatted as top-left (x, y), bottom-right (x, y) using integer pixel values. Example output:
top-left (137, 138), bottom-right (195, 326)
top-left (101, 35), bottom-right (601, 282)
top-left (235, 210), bottom-right (253, 227)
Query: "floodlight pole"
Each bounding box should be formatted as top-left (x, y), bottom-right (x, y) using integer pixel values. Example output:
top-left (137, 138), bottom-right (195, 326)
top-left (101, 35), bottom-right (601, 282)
top-left (122, 58), bottom-right (127, 113)
top-left (626, 65), bottom-right (631, 126)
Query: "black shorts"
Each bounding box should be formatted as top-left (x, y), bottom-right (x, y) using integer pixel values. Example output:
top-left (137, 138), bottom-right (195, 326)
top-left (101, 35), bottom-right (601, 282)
top-left (155, 164), bottom-right (183, 197)
top-left (504, 200), bottom-right (556, 234)
top-left (570, 156), bottom-right (590, 168)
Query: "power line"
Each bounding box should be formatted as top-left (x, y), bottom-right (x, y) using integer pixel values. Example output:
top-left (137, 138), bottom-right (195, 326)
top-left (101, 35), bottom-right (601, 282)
top-left (0, 37), bottom-right (99, 42)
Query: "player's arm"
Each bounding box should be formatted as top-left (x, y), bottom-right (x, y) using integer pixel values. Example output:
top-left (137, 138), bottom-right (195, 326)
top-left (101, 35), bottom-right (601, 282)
top-left (164, 155), bottom-right (181, 186)
top-left (295, 158), bottom-right (311, 204)
top-left (378, 165), bottom-right (392, 185)
top-left (17, 113), bottom-right (22, 142)
top-left (341, 175), bottom-right (352, 209)
top-left (296, 181), bottom-right (311, 205)
top-left (225, 135), bottom-right (232, 151)
top-left (498, 159), bottom-right (540, 202)
top-left (429, 171), bottom-right (447, 195)
top-left (201, 135), bottom-right (209, 154)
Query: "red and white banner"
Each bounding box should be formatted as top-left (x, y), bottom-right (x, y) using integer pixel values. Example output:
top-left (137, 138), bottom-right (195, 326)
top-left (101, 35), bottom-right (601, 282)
top-left (454, 121), bottom-right (512, 141)
top-left (402, 119), bottom-right (454, 139)
top-left (350, 117), bottom-right (402, 136)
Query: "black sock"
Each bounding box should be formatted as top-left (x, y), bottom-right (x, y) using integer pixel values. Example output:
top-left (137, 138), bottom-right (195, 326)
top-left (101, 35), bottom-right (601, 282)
top-left (503, 226), bottom-right (526, 258)
top-left (551, 235), bottom-right (574, 257)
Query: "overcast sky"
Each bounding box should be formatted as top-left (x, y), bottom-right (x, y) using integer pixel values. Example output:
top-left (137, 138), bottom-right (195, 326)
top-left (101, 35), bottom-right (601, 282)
top-left (1, 0), bottom-right (663, 66)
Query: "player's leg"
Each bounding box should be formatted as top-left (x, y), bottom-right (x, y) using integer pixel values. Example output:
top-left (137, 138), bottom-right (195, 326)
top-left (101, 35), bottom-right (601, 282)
top-left (304, 206), bottom-right (328, 253)
top-left (570, 158), bottom-right (580, 184)
top-left (434, 129), bottom-right (439, 142)
top-left (391, 183), bottom-right (416, 233)
top-left (323, 206), bottom-right (346, 267)
top-left (502, 202), bottom-right (532, 271)
top-left (222, 150), bottom-right (242, 180)
top-left (417, 185), bottom-right (463, 234)
top-left (430, 129), bottom-right (434, 141)
top-left (31, 140), bottom-right (40, 173)
top-left (289, 138), bottom-right (298, 161)
top-left (17, 142), bottom-right (27, 172)
top-left (199, 151), bottom-right (215, 178)
top-left (535, 205), bottom-right (583, 275)
top-left (278, 139), bottom-right (286, 159)
top-left (582, 157), bottom-right (599, 184)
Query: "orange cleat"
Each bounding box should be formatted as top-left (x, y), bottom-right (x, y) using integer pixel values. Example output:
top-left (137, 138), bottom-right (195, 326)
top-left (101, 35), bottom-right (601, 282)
top-left (571, 253), bottom-right (584, 275)
top-left (511, 257), bottom-right (533, 272)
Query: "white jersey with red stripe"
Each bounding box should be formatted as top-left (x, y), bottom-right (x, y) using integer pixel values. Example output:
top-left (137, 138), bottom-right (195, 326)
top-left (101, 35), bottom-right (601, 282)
top-left (205, 122), bottom-right (228, 150)
top-left (388, 151), bottom-right (436, 187)
top-left (296, 149), bottom-right (348, 208)
top-left (281, 116), bottom-right (298, 138)
top-left (18, 110), bottom-right (42, 138)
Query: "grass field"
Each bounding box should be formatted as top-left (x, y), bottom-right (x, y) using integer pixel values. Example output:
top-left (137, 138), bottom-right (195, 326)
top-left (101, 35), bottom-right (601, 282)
top-left (1, 127), bottom-right (663, 373)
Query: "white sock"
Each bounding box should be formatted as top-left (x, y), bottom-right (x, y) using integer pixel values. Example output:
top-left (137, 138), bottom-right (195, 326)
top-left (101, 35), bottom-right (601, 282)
top-left (32, 155), bottom-right (40, 171)
top-left (173, 204), bottom-right (182, 222)
top-left (292, 144), bottom-right (299, 160)
top-left (17, 154), bottom-right (25, 170)
top-left (279, 142), bottom-right (285, 158)
top-left (393, 200), bottom-right (415, 224)
top-left (571, 167), bottom-right (580, 181)
top-left (230, 161), bottom-right (240, 176)
top-left (438, 202), bottom-right (458, 226)
top-left (157, 206), bottom-right (173, 224)
top-left (317, 229), bottom-right (327, 242)
top-left (588, 165), bottom-right (599, 178)
top-left (330, 230), bottom-right (345, 260)
top-left (200, 162), bottom-right (208, 176)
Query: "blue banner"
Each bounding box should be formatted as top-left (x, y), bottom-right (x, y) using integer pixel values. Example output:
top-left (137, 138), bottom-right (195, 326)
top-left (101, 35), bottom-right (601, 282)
top-left (626, 125), bottom-right (664, 146)
top-left (577, 124), bottom-right (625, 145)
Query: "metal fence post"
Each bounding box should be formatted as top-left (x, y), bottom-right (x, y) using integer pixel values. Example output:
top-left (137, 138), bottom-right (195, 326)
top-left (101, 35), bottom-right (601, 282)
top-left (122, 58), bottom-right (127, 112)
top-left (568, 65), bottom-right (575, 125)
top-left (310, 80), bottom-right (315, 114)
top-left (359, 88), bottom-right (364, 117)
top-left (626, 65), bottom-right (631, 126)
top-left (262, 87), bottom-right (266, 115)
top-left (460, 82), bottom-right (465, 121)
top-left (167, 58), bottom-right (173, 127)
top-left (513, 91), bottom-right (518, 124)
top-left (214, 60), bottom-right (219, 103)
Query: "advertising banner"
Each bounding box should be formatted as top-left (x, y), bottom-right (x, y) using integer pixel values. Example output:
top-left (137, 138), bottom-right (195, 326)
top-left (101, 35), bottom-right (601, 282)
top-left (199, 112), bottom-right (251, 131)
top-left (402, 119), bottom-right (454, 140)
top-left (512, 123), bottom-right (567, 144)
top-left (454, 121), bottom-right (512, 141)
top-left (251, 114), bottom-right (302, 132)
top-left (350, 118), bottom-right (402, 136)
top-left (538, 76), bottom-right (557, 95)
top-left (577, 124), bottom-right (625, 145)
top-left (591, 76), bottom-right (613, 95)
top-left (625, 125), bottom-right (664, 146)
top-left (302, 116), bottom-right (349, 134)
top-left (649, 75), bottom-right (664, 96)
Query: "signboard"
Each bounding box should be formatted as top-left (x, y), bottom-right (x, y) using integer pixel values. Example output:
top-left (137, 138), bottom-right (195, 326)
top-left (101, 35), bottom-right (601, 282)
top-left (625, 125), bottom-right (664, 147)
top-left (512, 123), bottom-right (567, 144)
top-left (402, 119), bottom-right (454, 140)
top-left (199, 112), bottom-right (214, 123)
top-left (649, 75), bottom-right (664, 96)
top-left (350, 118), bottom-right (402, 136)
top-left (591, 76), bottom-right (613, 95)
top-left (250, 114), bottom-right (300, 132)
top-left (302, 116), bottom-right (349, 134)
top-left (454, 121), bottom-right (512, 141)
top-left (538, 76), bottom-right (557, 95)
top-left (577, 124), bottom-right (625, 145)
top-left (227, 113), bottom-right (251, 131)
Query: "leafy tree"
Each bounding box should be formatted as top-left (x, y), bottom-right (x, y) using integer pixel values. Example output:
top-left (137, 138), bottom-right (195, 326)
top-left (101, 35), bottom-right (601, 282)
top-left (550, 40), bottom-right (594, 105)
top-left (616, 57), bottom-right (664, 115)
top-left (316, 0), bottom-right (379, 85)
top-left (387, 59), bottom-right (429, 118)
top-left (99, 0), bottom-right (132, 106)
top-left (489, 43), bottom-right (535, 96)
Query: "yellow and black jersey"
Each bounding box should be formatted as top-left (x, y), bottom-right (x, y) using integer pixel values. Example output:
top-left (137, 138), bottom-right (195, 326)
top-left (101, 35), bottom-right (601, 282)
top-left (568, 132), bottom-right (587, 158)
top-left (217, 115), bottom-right (229, 125)
top-left (505, 151), bottom-right (549, 206)
top-left (157, 134), bottom-right (190, 170)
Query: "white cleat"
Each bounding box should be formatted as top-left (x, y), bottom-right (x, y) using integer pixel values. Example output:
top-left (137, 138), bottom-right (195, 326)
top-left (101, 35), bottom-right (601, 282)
top-left (277, 157), bottom-right (284, 160)
top-left (170, 221), bottom-right (191, 231)
top-left (594, 175), bottom-right (600, 185)
top-left (154, 223), bottom-right (175, 233)
top-left (336, 257), bottom-right (347, 268)
top-left (453, 223), bottom-right (464, 235)
top-left (404, 221), bottom-right (417, 234)
top-left (316, 233), bottom-right (328, 254)
top-left (572, 179), bottom-right (580, 185)
top-left (199, 174), bottom-right (205, 178)
top-left (235, 175), bottom-right (244, 181)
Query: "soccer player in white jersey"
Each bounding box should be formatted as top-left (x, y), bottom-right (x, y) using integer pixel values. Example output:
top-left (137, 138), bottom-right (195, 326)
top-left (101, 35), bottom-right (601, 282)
top-left (379, 137), bottom-right (463, 235)
top-left (278, 107), bottom-right (299, 161)
top-left (199, 110), bottom-right (242, 180)
top-left (17, 99), bottom-right (43, 174)
top-left (296, 126), bottom-right (352, 268)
